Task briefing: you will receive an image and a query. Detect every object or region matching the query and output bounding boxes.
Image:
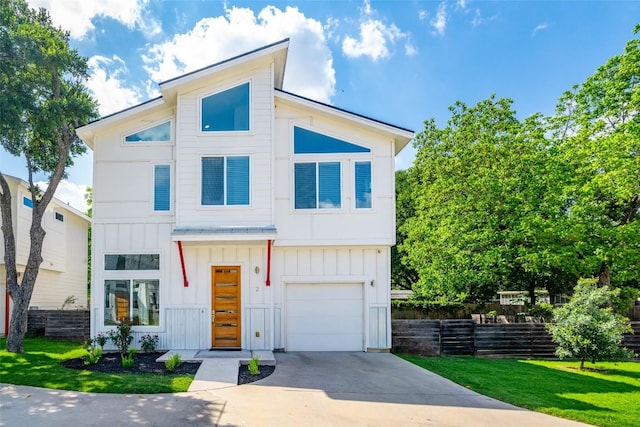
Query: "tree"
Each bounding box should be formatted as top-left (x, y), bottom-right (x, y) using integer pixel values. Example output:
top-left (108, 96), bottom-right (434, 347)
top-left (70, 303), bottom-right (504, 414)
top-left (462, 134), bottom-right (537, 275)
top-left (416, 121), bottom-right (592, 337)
top-left (391, 169), bottom-right (418, 290)
top-left (550, 25), bottom-right (640, 289)
top-left (0, 0), bottom-right (97, 352)
top-left (402, 96), bottom-right (574, 303)
top-left (547, 279), bottom-right (634, 369)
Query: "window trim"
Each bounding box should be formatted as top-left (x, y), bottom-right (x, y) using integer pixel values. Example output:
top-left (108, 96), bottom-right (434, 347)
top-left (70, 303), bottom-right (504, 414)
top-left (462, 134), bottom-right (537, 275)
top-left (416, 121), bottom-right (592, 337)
top-left (198, 79), bottom-right (253, 135)
top-left (199, 154), bottom-right (252, 208)
top-left (121, 119), bottom-right (174, 145)
top-left (54, 211), bottom-right (65, 222)
top-left (152, 163), bottom-right (172, 214)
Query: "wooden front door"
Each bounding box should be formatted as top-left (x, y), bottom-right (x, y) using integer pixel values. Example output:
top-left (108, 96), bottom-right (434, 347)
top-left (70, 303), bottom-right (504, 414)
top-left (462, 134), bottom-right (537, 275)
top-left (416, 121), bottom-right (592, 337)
top-left (211, 266), bottom-right (241, 348)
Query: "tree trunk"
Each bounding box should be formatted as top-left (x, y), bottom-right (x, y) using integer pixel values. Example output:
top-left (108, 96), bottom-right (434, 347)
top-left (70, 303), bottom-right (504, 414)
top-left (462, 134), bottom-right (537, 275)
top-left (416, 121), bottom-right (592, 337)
top-left (580, 357), bottom-right (585, 370)
top-left (528, 286), bottom-right (537, 306)
top-left (598, 263), bottom-right (611, 287)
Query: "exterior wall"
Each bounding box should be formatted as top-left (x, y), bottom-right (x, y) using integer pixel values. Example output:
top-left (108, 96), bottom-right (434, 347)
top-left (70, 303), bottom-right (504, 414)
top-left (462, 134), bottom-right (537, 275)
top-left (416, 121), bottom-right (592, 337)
top-left (174, 62), bottom-right (275, 228)
top-left (273, 100), bottom-right (396, 246)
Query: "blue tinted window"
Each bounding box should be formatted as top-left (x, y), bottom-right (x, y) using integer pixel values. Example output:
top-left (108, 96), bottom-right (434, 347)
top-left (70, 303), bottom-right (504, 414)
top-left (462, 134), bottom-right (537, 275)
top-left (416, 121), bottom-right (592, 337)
top-left (154, 165), bottom-right (171, 211)
top-left (318, 162), bottom-right (341, 208)
top-left (226, 156), bottom-right (250, 205)
top-left (55, 212), bottom-right (64, 222)
top-left (202, 83), bottom-right (250, 131)
top-left (294, 162), bottom-right (341, 210)
top-left (125, 121), bottom-right (171, 142)
top-left (23, 196), bottom-right (33, 208)
top-left (202, 156), bottom-right (250, 206)
top-left (355, 161), bottom-right (372, 208)
top-left (294, 127), bottom-right (370, 154)
top-left (294, 163), bottom-right (316, 209)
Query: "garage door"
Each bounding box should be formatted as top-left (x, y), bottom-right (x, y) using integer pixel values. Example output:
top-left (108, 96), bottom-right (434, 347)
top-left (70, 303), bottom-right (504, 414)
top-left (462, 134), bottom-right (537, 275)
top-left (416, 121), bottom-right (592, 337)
top-left (286, 283), bottom-right (364, 351)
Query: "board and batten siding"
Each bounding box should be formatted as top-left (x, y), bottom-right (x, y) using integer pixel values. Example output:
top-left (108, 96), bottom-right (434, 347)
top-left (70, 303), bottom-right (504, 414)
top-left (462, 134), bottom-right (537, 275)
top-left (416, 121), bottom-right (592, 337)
top-left (174, 63), bottom-right (275, 228)
top-left (271, 246), bottom-right (392, 350)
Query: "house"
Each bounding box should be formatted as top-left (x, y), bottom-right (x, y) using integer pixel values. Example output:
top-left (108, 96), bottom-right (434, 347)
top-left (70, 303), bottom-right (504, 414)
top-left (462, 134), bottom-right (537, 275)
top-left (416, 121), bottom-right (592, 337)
top-left (76, 39), bottom-right (413, 351)
top-left (1, 174), bottom-right (90, 336)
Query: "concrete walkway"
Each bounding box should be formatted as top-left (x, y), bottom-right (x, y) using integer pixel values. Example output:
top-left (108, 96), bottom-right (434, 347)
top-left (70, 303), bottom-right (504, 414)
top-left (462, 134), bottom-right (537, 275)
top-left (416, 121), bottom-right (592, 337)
top-left (0, 352), bottom-right (593, 427)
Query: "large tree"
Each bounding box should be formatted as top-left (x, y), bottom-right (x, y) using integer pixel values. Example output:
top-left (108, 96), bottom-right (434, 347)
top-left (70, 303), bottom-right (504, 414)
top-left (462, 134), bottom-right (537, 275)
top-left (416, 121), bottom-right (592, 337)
top-left (551, 25), bottom-right (640, 289)
top-left (0, 0), bottom-right (97, 352)
top-left (391, 169), bottom-right (418, 290)
top-left (402, 97), bottom-right (575, 303)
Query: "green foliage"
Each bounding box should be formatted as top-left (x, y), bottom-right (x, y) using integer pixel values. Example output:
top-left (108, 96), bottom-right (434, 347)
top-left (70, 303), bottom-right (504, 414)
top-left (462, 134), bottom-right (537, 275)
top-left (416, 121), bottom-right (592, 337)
top-left (94, 333), bottom-right (107, 348)
top-left (401, 355), bottom-right (640, 427)
top-left (527, 302), bottom-right (554, 322)
top-left (392, 169), bottom-right (418, 290)
top-left (121, 348), bottom-right (136, 369)
top-left (59, 295), bottom-right (77, 310)
top-left (248, 356), bottom-right (260, 375)
top-left (0, 337), bottom-right (194, 393)
top-left (139, 334), bottom-right (159, 353)
top-left (106, 318), bottom-right (133, 359)
top-left (547, 280), bottom-right (634, 369)
top-left (82, 338), bottom-right (102, 365)
top-left (165, 354), bottom-right (182, 371)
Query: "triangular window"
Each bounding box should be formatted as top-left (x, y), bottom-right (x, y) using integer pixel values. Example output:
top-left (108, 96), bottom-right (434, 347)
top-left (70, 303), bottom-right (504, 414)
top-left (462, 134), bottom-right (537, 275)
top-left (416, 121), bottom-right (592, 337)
top-left (294, 127), bottom-right (370, 154)
top-left (125, 121), bottom-right (171, 143)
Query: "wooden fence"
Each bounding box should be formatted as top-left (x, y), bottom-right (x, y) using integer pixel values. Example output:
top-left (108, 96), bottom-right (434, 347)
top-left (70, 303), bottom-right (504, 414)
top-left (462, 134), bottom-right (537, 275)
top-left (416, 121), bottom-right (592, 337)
top-left (27, 309), bottom-right (90, 341)
top-left (392, 319), bottom-right (640, 358)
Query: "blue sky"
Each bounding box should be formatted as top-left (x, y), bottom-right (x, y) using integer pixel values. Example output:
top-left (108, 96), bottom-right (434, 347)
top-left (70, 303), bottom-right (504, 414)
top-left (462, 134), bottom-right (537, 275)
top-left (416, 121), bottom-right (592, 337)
top-left (2, 0), bottom-right (638, 211)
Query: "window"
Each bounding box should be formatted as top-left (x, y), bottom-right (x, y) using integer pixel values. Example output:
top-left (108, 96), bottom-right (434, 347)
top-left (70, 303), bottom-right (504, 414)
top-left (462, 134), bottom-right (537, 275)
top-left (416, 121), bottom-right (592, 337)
top-left (104, 279), bottom-right (159, 326)
top-left (55, 212), bottom-right (64, 222)
top-left (294, 162), bottom-right (341, 209)
top-left (202, 156), bottom-right (250, 206)
top-left (201, 82), bottom-right (250, 132)
top-left (125, 121), bottom-right (171, 143)
top-left (23, 196), bottom-right (33, 208)
top-left (355, 161), bottom-right (372, 209)
top-left (154, 165), bottom-right (171, 211)
top-left (294, 126), bottom-right (370, 154)
top-left (105, 254), bottom-right (160, 270)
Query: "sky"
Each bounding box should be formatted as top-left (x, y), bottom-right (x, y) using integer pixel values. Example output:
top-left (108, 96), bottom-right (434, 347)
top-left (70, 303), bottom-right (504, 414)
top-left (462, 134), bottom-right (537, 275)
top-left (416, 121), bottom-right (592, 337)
top-left (1, 0), bottom-right (638, 212)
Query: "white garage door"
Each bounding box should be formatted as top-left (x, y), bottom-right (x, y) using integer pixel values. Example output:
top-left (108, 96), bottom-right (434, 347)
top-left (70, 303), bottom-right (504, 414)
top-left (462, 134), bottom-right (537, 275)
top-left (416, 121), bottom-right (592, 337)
top-left (286, 283), bottom-right (364, 351)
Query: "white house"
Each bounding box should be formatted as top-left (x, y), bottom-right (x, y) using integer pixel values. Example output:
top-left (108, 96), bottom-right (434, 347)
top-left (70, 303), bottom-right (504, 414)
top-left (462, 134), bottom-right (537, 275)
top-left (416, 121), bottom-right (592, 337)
top-left (76, 39), bottom-right (413, 351)
top-left (0, 174), bottom-right (90, 336)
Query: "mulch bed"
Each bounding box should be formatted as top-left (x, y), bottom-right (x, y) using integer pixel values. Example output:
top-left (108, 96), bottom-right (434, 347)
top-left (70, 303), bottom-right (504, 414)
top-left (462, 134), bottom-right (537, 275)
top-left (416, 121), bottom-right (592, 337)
top-left (62, 352), bottom-right (276, 384)
top-left (62, 352), bottom-right (201, 375)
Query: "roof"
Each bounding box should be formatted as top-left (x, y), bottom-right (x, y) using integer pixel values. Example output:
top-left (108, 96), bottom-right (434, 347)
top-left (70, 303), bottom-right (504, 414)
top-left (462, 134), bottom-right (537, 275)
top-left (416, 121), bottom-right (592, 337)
top-left (76, 39), bottom-right (413, 153)
top-left (172, 225), bottom-right (277, 243)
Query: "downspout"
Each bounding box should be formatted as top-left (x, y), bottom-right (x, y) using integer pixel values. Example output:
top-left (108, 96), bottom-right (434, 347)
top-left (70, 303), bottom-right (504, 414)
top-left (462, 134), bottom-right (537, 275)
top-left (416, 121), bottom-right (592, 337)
top-left (266, 239), bottom-right (272, 286)
top-left (177, 241), bottom-right (189, 287)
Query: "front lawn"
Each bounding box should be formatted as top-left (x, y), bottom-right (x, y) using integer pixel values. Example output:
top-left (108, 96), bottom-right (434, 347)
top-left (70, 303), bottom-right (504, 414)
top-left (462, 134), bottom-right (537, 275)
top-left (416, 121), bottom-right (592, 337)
top-left (400, 355), bottom-right (640, 427)
top-left (0, 337), bottom-right (194, 393)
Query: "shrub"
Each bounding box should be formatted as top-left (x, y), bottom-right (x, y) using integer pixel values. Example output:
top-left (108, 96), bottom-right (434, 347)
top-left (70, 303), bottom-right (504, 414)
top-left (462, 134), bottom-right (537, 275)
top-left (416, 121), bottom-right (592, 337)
top-left (83, 338), bottom-right (102, 365)
top-left (121, 348), bottom-right (137, 369)
top-left (107, 318), bottom-right (133, 359)
top-left (165, 354), bottom-right (182, 371)
top-left (547, 279), bottom-right (634, 369)
top-left (248, 356), bottom-right (260, 375)
top-left (94, 333), bottom-right (107, 348)
top-left (139, 334), bottom-right (159, 353)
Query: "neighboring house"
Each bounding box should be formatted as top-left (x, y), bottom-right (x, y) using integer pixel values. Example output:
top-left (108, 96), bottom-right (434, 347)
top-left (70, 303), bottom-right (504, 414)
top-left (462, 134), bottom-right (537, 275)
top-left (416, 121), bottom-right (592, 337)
top-left (0, 174), bottom-right (90, 336)
top-left (76, 39), bottom-right (413, 351)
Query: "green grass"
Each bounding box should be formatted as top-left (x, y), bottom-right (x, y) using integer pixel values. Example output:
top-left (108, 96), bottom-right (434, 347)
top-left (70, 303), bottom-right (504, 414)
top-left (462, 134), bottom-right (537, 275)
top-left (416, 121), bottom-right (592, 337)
top-left (399, 355), bottom-right (640, 427)
top-left (0, 337), bottom-right (194, 393)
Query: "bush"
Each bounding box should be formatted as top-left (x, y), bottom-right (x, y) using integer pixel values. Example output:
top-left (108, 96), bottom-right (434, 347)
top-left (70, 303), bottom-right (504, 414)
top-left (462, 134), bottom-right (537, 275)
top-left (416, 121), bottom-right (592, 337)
top-left (139, 334), bottom-right (159, 352)
top-left (107, 318), bottom-right (133, 359)
top-left (83, 338), bottom-right (102, 365)
top-left (248, 356), bottom-right (260, 375)
top-left (547, 279), bottom-right (634, 369)
top-left (165, 354), bottom-right (182, 371)
top-left (121, 348), bottom-right (136, 369)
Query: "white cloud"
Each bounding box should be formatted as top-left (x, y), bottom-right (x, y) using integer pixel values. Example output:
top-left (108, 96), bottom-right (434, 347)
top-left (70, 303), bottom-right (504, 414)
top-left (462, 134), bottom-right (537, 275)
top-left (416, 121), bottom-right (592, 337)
top-left (361, 0), bottom-right (373, 16)
top-left (87, 55), bottom-right (144, 116)
top-left (431, 2), bottom-right (448, 36)
top-left (471, 9), bottom-right (498, 27)
top-left (36, 180), bottom-right (89, 213)
top-left (532, 22), bottom-right (549, 37)
top-left (142, 6), bottom-right (335, 103)
top-left (456, 0), bottom-right (468, 9)
top-left (418, 10), bottom-right (428, 21)
top-left (405, 42), bottom-right (418, 56)
top-left (27, 0), bottom-right (160, 39)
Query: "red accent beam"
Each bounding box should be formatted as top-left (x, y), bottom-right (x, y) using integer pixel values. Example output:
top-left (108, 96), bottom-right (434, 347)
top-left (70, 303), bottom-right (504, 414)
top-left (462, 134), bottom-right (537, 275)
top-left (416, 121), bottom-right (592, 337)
top-left (266, 239), bottom-right (272, 286)
top-left (177, 241), bottom-right (189, 287)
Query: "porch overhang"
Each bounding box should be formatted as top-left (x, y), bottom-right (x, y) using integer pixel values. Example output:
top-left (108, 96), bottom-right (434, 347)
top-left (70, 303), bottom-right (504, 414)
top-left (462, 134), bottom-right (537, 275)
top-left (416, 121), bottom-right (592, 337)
top-left (172, 225), bottom-right (277, 243)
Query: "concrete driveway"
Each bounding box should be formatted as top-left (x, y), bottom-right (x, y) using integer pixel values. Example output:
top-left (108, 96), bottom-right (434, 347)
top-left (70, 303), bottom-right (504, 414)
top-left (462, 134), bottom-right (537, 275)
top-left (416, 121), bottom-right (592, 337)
top-left (0, 352), bottom-right (592, 427)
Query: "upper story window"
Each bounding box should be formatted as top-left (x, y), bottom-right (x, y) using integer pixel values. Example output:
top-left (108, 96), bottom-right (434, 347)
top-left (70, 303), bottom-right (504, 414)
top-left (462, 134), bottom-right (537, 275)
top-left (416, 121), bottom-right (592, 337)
top-left (201, 156), bottom-right (250, 206)
top-left (294, 126), bottom-right (371, 154)
top-left (153, 164), bottom-right (171, 212)
top-left (105, 254), bottom-right (160, 271)
top-left (55, 211), bottom-right (65, 222)
top-left (294, 162), bottom-right (341, 209)
top-left (354, 161), bottom-right (372, 209)
top-left (124, 121), bottom-right (171, 143)
top-left (201, 82), bottom-right (250, 132)
top-left (22, 196), bottom-right (33, 208)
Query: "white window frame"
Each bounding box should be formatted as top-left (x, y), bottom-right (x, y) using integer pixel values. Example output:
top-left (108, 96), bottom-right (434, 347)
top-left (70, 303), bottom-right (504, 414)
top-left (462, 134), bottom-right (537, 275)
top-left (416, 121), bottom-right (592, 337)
top-left (198, 154), bottom-right (252, 209)
top-left (197, 79), bottom-right (253, 136)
